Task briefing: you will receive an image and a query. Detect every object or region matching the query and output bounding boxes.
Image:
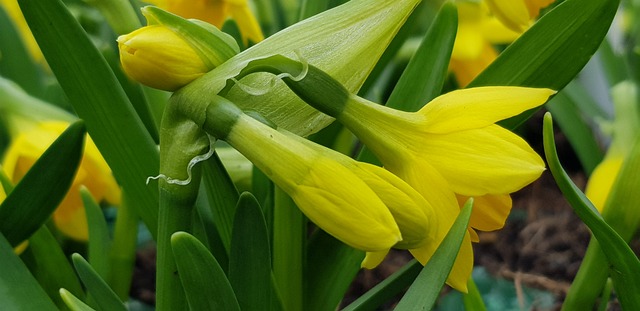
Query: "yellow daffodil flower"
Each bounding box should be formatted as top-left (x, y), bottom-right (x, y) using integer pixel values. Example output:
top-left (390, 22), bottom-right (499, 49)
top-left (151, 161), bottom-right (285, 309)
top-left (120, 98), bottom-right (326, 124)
top-left (144, 0), bottom-right (264, 44)
top-left (337, 87), bottom-right (552, 290)
top-left (585, 81), bottom-right (640, 212)
top-left (117, 7), bottom-right (240, 91)
top-left (450, 1), bottom-right (519, 86)
top-left (485, 0), bottom-right (555, 32)
top-left (203, 97), bottom-right (403, 251)
top-left (0, 0), bottom-right (45, 64)
top-left (2, 121), bottom-right (121, 241)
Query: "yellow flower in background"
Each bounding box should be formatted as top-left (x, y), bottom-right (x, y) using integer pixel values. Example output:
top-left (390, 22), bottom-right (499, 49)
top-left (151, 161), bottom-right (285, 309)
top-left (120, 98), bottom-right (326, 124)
top-left (450, 1), bottom-right (519, 86)
top-left (485, 0), bottom-right (555, 32)
top-left (0, 0), bottom-right (44, 64)
top-left (585, 81), bottom-right (640, 212)
top-left (118, 25), bottom-right (212, 91)
top-left (144, 0), bottom-right (264, 44)
top-left (2, 121), bottom-right (121, 241)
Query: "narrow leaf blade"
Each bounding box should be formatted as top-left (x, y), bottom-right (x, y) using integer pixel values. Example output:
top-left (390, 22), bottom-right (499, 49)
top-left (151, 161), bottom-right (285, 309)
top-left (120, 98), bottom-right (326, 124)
top-left (171, 232), bottom-right (241, 311)
top-left (0, 121), bottom-right (85, 246)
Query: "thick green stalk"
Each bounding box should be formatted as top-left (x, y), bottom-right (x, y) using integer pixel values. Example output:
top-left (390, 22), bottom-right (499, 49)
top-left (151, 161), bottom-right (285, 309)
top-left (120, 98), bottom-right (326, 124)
top-left (156, 101), bottom-right (210, 311)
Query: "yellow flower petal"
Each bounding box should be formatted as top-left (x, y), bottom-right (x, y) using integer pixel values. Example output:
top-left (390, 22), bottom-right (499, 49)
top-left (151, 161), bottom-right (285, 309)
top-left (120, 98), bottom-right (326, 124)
top-left (422, 124), bottom-right (545, 196)
top-left (420, 87), bottom-right (555, 134)
top-left (458, 194), bottom-right (512, 231)
top-left (484, 0), bottom-right (531, 32)
top-left (361, 249), bottom-right (390, 269)
top-left (393, 159), bottom-right (472, 291)
top-left (449, 42), bottom-right (498, 87)
top-left (228, 4), bottom-right (265, 44)
top-left (584, 156), bottom-right (623, 213)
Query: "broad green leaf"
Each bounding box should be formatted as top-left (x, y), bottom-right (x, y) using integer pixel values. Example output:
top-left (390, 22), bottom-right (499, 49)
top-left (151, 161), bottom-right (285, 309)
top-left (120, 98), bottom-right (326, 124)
top-left (395, 199), bottom-right (473, 311)
top-left (386, 2), bottom-right (457, 111)
top-left (72, 253), bottom-right (127, 311)
top-left (27, 226), bottom-right (85, 308)
top-left (305, 231), bottom-right (364, 311)
top-left (0, 121), bottom-right (84, 246)
top-left (18, 0), bottom-right (160, 237)
top-left (82, 187), bottom-right (111, 279)
top-left (543, 113), bottom-right (640, 310)
top-left (469, 0), bottom-right (620, 129)
top-left (60, 288), bottom-right (96, 311)
top-left (229, 192), bottom-right (273, 310)
top-left (342, 260), bottom-right (422, 311)
top-left (0, 233), bottom-right (57, 311)
top-left (272, 187), bottom-right (304, 311)
top-left (171, 232), bottom-right (241, 311)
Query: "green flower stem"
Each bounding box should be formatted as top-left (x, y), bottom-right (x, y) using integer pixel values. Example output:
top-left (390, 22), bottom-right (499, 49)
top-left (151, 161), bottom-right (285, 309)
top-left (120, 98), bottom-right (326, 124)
top-left (108, 192), bottom-right (139, 301)
top-left (272, 186), bottom-right (305, 311)
top-left (83, 0), bottom-right (141, 34)
top-left (156, 101), bottom-right (211, 311)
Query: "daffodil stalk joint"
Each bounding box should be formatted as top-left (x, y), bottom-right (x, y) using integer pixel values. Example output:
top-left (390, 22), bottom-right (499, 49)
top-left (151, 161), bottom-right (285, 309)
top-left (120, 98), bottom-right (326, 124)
top-left (117, 6), bottom-right (240, 91)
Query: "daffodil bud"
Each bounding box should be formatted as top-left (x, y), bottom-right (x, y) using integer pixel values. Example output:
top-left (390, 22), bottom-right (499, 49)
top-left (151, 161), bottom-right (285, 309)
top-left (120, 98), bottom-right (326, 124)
top-left (201, 96), bottom-right (402, 251)
top-left (117, 6), bottom-right (239, 91)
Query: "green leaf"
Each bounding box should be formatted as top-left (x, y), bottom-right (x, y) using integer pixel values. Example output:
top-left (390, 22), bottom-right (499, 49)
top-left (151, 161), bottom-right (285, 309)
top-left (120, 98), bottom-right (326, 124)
top-left (171, 232), bottom-right (241, 311)
top-left (82, 187), bottom-right (111, 280)
top-left (0, 4), bottom-right (44, 97)
top-left (18, 0), bottom-right (160, 237)
top-left (546, 90), bottom-right (604, 175)
top-left (342, 260), bottom-right (422, 311)
top-left (201, 153), bottom-right (240, 253)
top-left (469, 0), bottom-right (620, 129)
top-left (229, 192), bottom-right (273, 310)
top-left (395, 199), bottom-right (474, 311)
top-left (0, 232), bottom-right (58, 311)
top-left (543, 113), bottom-right (640, 310)
top-left (0, 121), bottom-right (85, 246)
top-left (386, 2), bottom-right (457, 111)
top-left (305, 230), bottom-right (364, 311)
top-left (60, 288), bottom-right (96, 311)
top-left (27, 226), bottom-right (85, 308)
top-left (108, 194), bottom-right (139, 300)
top-left (272, 187), bottom-right (305, 311)
top-left (72, 253), bottom-right (127, 311)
